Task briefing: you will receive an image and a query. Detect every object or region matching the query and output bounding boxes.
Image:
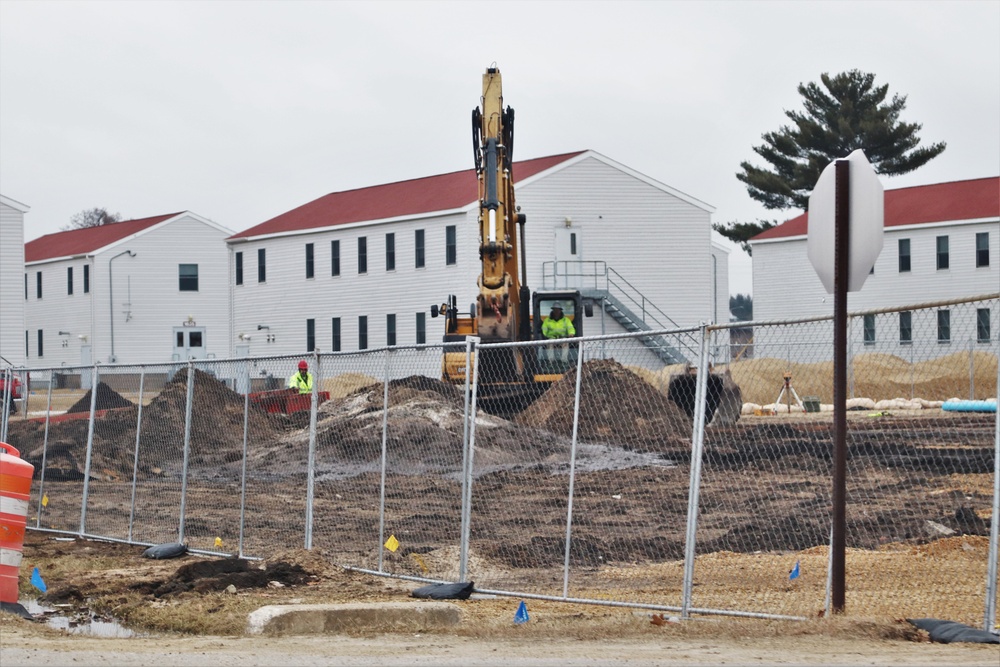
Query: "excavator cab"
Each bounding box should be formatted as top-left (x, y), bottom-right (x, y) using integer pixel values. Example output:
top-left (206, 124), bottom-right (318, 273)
top-left (532, 291), bottom-right (589, 377)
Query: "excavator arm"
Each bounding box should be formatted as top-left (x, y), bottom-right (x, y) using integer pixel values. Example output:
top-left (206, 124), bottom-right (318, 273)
top-left (473, 66), bottom-right (527, 341)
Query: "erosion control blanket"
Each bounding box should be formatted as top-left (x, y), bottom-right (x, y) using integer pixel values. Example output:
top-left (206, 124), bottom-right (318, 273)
top-left (907, 618), bottom-right (1000, 644)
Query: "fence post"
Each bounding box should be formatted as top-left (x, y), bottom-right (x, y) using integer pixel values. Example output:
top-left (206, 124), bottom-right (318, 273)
top-left (79, 363), bottom-right (100, 535)
top-left (178, 361), bottom-right (195, 543)
top-left (562, 340), bottom-right (586, 599)
top-left (459, 337), bottom-right (478, 582)
top-left (35, 372), bottom-right (55, 528)
top-left (305, 350), bottom-right (321, 550)
top-left (238, 358), bottom-right (250, 558)
top-left (681, 324), bottom-right (711, 619)
top-left (983, 358), bottom-right (999, 631)
top-left (459, 337), bottom-right (483, 582)
top-left (377, 349), bottom-right (392, 573)
top-left (0, 368), bottom-right (9, 442)
top-left (127, 366), bottom-right (146, 543)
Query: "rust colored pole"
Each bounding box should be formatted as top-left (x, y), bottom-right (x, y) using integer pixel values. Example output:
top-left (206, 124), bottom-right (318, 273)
top-left (832, 159), bottom-right (850, 613)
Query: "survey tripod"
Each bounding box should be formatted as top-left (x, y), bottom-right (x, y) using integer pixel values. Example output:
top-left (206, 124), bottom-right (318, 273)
top-left (773, 372), bottom-right (805, 414)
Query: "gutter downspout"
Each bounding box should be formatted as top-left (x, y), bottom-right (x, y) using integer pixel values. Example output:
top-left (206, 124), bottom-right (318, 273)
top-left (108, 250), bottom-right (135, 362)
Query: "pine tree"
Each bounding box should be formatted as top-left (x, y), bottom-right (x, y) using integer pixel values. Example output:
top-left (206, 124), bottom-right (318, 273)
top-left (737, 70), bottom-right (946, 211)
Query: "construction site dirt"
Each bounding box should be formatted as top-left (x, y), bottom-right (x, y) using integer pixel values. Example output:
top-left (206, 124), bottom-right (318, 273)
top-left (6, 362), bottom-right (993, 587)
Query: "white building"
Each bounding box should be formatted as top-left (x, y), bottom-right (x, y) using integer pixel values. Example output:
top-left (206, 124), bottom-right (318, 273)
top-left (227, 150), bottom-right (725, 369)
top-left (750, 177), bottom-right (999, 358)
top-left (24, 212), bottom-right (234, 368)
top-left (1, 195), bottom-right (29, 369)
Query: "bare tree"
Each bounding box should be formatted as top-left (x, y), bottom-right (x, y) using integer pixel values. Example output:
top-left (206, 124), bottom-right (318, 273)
top-left (63, 207), bottom-right (123, 230)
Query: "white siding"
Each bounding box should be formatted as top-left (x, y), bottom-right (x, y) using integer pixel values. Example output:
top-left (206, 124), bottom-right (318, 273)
top-left (0, 197), bottom-right (27, 368)
top-left (25, 213), bottom-right (233, 366)
top-left (21, 256), bottom-right (95, 367)
top-left (518, 155), bottom-right (716, 328)
top-left (230, 211), bottom-right (476, 366)
top-left (751, 218), bottom-right (999, 361)
top-left (229, 152), bottom-right (720, 373)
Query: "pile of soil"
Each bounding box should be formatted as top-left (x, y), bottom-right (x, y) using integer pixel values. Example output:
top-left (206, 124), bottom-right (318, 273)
top-left (144, 557), bottom-right (314, 597)
top-left (13, 369), bottom-right (281, 481)
top-left (263, 375), bottom-right (564, 472)
top-left (66, 382), bottom-right (134, 413)
top-left (517, 359), bottom-right (693, 452)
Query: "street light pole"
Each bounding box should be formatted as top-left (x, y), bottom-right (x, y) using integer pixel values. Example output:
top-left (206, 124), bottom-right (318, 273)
top-left (108, 250), bottom-right (135, 362)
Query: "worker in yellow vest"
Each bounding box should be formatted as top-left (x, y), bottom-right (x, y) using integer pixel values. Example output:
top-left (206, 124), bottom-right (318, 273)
top-left (288, 360), bottom-right (314, 394)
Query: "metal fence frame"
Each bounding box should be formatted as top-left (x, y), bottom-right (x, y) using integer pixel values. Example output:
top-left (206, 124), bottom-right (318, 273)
top-left (3, 295), bottom-right (997, 628)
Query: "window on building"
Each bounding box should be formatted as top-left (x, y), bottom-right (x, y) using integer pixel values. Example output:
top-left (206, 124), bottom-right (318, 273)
top-left (331, 317), bottom-right (341, 352)
top-left (415, 229), bottom-right (425, 268)
top-left (67, 267), bottom-right (74, 295)
top-left (446, 225), bottom-right (457, 265)
top-left (331, 240), bottom-right (340, 276)
top-left (898, 239), bottom-right (911, 272)
top-left (976, 232), bottom-right (990, 267)
top-left (83, 264), bottom-right (90, 293)
top-left (358, 237), bottom-right (367, 274)
top-left (305, 243), bottom-right (315, 279)
top-left (386, 313), bottom-right (396, 346)
top-left (358, 315), bottom-right (368, 350)
top-left (899, 311), bottom-right (912, 344)
top-left (385, 233), bottom-right (395, 271)
top-left (937, 309), bottom-right (950, 343)
top-left (306, 318), bottom-right (315, 351)
top-left (37, 329), bottom-right (43, 358)
top-left (24, 274), bottom-right (27, 300)
top-left (936, 236), bottom-right (949, 270)
top-left (978, 308), bottom-right (991, 343)
top-left (36, 271), bottom-right (42, 299)
top-left (863, 314), bottom-right (875, 345)
top-left (179, 264), bottom-right (199, 291)
top-left (416, 312), bottom-right (426, 344)
top-left (570, 232), bottom-right (577, 255)
top-left (235, 251), bottom-right (244, 286)
top-left (258, 248), bottom-right (267, 282)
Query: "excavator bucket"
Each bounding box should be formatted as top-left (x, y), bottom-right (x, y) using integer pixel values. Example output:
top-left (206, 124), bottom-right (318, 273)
top-left (666, 366), bottom-right (742, 426)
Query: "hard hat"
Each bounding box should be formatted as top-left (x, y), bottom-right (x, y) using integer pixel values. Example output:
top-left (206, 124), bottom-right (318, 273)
top-left (298, 360), bottom-right (308, 370)
top-left (552, 302), bottom-right (563, 310)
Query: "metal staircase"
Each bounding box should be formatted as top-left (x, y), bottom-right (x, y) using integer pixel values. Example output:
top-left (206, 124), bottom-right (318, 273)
top-left (542, 261), bottom-right (697, 365)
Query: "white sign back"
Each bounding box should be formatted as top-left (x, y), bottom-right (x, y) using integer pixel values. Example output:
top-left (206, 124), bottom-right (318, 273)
top-left (807, 150), bottom-right (885, 293)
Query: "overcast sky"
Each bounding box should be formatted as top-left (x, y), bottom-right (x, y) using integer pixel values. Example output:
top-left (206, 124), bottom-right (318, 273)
top-left (2, 1), bottom-right (998, 297)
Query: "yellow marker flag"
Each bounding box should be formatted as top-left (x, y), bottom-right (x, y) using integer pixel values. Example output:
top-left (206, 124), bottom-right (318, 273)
top-left (214, 537), bottom-right (224, 548)
top-left (41, 494), bottom-right (49, 507)
top-left (384, 535), bottom-right (400, 552)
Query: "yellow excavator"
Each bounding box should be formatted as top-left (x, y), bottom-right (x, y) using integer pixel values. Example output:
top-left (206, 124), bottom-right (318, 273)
top-left (432, 66), bottom-right (590, 415)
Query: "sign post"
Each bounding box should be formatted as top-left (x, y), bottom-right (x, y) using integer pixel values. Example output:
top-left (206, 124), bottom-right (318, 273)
top-left (807, 150), bottom-right (884, 614)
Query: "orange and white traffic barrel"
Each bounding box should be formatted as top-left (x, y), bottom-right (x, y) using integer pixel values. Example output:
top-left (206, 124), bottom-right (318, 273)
top-left (1, 442), bottom-right (34, 610)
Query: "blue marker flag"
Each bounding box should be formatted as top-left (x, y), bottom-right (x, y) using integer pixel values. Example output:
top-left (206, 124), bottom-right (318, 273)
top-left (514, 600), bottom-right (529, 624)
top-left (31, 566), bottom-right (47, 592)
top-left (789, 560), bottom-right (800, 580)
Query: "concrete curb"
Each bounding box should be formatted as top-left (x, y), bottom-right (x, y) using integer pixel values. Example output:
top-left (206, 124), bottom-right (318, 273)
top-left (246, 601), bottom-right (463, 636)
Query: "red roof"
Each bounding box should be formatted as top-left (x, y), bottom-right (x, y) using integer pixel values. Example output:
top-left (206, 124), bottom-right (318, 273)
top-left (752, 177), bottom-right (1000, 242)
top-left (229, 152), bottom-right (586, 240)
top-left (25, 213), bottom-right (180, 263)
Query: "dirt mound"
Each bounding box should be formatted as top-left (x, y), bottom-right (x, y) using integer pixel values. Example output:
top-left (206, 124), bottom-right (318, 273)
top-left (517, 359), bottom-right (693, 452)
top-left (260, 375), bottom-right (561, 471)
top-left (147, 557), bottom-right (314, 597)
top-left (66, 382), bottom-right (134, 413)
top-left (13, 368), bottom-right (282, 480)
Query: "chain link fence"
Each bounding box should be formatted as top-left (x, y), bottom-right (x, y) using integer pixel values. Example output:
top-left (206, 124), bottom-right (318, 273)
top-left (3, 294), bottom-right (997, 627)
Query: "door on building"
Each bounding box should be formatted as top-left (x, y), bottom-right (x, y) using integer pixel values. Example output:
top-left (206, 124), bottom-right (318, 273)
top-left (173, 327), bottom-right (206, 360)
top-left (554, 227), bottom-right (584, 289)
